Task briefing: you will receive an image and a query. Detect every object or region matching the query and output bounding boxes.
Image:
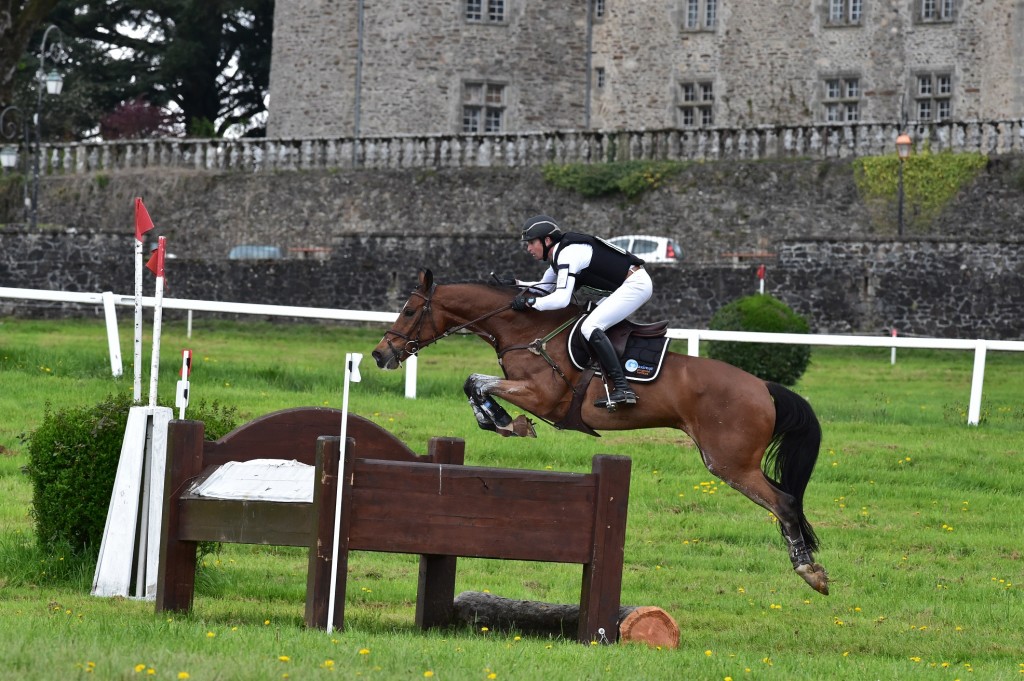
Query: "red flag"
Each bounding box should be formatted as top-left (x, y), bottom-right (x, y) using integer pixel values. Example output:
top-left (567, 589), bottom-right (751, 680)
top-left (135, 198), bottom-right (155, 241)
top-left (145, 248), bottom-right (161, 277)
top-left (756, 264), bottom-right (766, 280)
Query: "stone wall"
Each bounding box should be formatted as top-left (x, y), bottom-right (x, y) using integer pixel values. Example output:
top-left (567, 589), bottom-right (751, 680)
top-left (1, 157), bottom-right (1021, 338)
top-left (2, 230), bottom-right (1021, 339)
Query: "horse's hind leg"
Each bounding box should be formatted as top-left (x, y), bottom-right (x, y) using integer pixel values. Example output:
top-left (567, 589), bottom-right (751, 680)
top-left (710, 462), bottom-right (829, 595)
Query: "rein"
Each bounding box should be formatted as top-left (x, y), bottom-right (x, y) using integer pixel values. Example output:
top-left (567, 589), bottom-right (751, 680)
top-left (381, 285), bottom-right (512, 360)
top-left (497, 314), bottom-right (581, 393)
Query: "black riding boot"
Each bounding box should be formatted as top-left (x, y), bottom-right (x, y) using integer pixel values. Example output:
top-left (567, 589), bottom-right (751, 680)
top-left (588, 329), bottom-right (637, 409)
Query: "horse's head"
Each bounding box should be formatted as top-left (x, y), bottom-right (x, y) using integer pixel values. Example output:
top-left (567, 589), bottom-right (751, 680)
top-left (372, 268), bottom-right (438, 370)
top-left (372, 268), bottom-right (551, 370)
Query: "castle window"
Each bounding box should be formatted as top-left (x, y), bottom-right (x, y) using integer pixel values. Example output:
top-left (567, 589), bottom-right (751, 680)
top-left (594, 0), bottom-right (606, 20)
top-left (826, 0), bottom-right (863, 25)
top-left (465, 0), bottom-right (505, 23)
top-left (463, 81), bottom-right (505, 133)
top-left (915, 73), bottom-right (952, 121)
top-left (917, 0), bottom-right (954, 22)
top-left (683, 0), bottom-right (717, 30)
top-left (823, 76), bottom-right (860, 122)
top-left (678, 80), bottom-right (714, 127)
top-left (595, 67), bottom-right (606, 88)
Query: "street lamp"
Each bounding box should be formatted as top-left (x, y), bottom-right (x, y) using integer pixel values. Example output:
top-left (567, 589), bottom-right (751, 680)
top-left (895, 131), bottom-right (912, 236)
top-left (27, 24), bottom-right (66, 230)
top-left (0, 106), bottom-right (31, 224)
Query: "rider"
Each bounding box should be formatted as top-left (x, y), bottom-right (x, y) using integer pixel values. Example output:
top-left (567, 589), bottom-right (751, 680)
top-left (509, 214), bottom-right (653, 409)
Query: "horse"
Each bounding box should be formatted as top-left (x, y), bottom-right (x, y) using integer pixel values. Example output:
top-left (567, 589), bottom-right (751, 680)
top-left (371, 269), bottom-right (829, 595)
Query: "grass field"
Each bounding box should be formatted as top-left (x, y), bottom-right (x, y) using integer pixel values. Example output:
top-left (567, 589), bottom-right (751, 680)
top-left (1, 316), bottom-right (1022, 680)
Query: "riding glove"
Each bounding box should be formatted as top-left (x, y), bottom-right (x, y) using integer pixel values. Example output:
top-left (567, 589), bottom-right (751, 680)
top-left (511, 295), bottom-right (535, 311)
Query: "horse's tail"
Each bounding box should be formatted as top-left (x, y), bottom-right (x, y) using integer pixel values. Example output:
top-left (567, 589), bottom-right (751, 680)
top-left (764, 381), bottom-right (822, 553)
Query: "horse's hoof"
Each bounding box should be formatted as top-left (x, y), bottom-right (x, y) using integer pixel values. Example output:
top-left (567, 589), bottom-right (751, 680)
top-left (795, 563), bottom-right (830, 596)
top-left (511, 415), bottom-right (537, 438)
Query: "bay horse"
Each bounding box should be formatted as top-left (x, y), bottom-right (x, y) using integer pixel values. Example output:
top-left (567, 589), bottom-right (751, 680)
top-left (372, 269), bottom-right (829, 595)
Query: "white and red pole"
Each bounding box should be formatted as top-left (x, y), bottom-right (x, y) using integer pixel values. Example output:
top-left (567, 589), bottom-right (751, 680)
top-left (147, 237), bottom-right (167, 407)
top-left (891, 328), bottom-right (898, 365)
top-left (175, 349), bottom-right (192, 419)
top-left (757, 264), bottom-right (766, 295)
top-left (133, 198), bottom-right (156, 402)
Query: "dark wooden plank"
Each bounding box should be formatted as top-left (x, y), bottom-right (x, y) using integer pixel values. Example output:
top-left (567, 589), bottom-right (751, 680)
top-left (352, 460), bottom-right (596, 503)
top-left (177, 497), bottom-right (312, 546)
top-left (349, 488), bottom-right (596, 527)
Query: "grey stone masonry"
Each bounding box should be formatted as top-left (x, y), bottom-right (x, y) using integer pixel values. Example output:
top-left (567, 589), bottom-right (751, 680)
top-left (268, 1), bottom-right (1024, 137)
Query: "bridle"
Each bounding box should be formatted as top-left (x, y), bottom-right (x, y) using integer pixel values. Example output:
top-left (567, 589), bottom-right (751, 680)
top-left (380, 284), bottom-right (512, 363)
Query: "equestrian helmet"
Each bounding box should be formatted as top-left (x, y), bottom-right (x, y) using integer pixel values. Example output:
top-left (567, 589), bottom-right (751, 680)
top-left (520, 215), bottom-right (563, 242)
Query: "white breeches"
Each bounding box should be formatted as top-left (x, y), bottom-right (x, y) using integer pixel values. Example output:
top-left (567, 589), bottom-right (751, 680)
top-left (580, 269), bottom-right (653, 339)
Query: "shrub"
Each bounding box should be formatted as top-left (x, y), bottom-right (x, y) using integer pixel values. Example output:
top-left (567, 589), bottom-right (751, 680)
top-left (542, 160), bottom-right (685, 198)
top-left (24, 393), bottom-right (240, 554)
top-left (706, 294), bottom-right (811, 386)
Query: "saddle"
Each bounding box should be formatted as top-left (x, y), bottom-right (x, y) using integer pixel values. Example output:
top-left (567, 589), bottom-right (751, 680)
top-left (568, 315), bottom-right (671, 382)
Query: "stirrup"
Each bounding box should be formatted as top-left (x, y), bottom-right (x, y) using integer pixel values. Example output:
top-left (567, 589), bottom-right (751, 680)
top-left (594, 387), bottom-right (637, 410)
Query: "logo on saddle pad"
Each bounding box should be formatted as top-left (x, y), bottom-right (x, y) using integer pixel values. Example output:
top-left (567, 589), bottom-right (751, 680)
top-left (568, 315), bottom-right (670, 382)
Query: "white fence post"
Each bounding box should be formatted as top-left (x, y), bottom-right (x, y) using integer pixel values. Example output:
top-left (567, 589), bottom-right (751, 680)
top-left (967, 341), bottom-right (987, 426)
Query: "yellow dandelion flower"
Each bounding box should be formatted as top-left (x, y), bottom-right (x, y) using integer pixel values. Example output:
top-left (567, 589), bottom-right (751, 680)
top-left (481, 626), bottom-right (489, 632)
top-left (358, 648), bottom-right (370, 655)
top-left (424, 672), bottom-right (434, 678)
top-left (178, 673), bottom-right (190, 680)
top-left (135, 664), bottom-right (146, 673)
top-left (705, 649), bottom-right (713, 657)
top-left (278, 656), bottom-right (290, 662)
top-left (206, 631), bottom-right (216, 638)
top-left (488, 674), bottom-right (497, 680)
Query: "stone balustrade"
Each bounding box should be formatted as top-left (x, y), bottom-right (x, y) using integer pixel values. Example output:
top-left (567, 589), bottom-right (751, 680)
top-left (30, 120), bottom-right (1024, 176)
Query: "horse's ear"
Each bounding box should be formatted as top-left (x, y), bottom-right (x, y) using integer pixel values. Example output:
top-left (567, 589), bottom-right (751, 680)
top-left (418, 268), bottom-right (433, 291)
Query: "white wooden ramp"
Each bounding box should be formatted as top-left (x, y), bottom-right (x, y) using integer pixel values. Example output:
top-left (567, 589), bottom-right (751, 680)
top-left (91, 406), bottom-right (172, 599)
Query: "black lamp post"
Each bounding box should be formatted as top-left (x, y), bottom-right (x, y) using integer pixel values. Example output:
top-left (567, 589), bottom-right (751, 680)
top-left (895, 131), bottom-right (912, 236)
top-left (29, 24), bottom-right (66, 230)
top-left (0, 106), bottom-right (31, 224)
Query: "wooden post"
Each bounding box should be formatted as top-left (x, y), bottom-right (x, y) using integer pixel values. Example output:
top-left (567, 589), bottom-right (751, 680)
top-left (414, 436), bottom-right (465, 629)
top-left (578, 454), bottom-right (631, 643)
top-left (155, 419), bottom-right (205, 613)
top-left (304, 436), bottom-right (341, 628)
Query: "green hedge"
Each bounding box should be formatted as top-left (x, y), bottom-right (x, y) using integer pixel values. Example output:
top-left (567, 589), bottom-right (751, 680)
top-left (25, 392), bottom-right (239, 553)
top-left (706, 294), bottom-right (811, 386)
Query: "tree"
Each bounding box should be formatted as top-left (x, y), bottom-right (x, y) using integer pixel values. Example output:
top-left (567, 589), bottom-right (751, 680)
top-left (4, 0), bottom-right (273, 139)
top-left (0, 0), bottom-right (62, 106)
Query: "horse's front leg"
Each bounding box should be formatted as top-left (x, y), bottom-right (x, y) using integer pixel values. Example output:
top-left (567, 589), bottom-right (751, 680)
top-left (464, 373), bottom-right (537, 438)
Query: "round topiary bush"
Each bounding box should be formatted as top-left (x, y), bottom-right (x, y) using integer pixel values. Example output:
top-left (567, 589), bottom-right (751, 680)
top-left (25, 392), bottom-right (239, 553)
top-left (706, 294), bottom-right (812, 386)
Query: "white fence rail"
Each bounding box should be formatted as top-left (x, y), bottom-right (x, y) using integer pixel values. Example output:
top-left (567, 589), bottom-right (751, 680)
top-left (3, 286), bottom-right (1022, 425)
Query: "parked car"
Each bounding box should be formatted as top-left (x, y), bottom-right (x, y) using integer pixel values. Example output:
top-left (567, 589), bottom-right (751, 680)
top-left (228, 245), bottom-right (284, 260)
top-left (606, 235), bottom-right (682, 264)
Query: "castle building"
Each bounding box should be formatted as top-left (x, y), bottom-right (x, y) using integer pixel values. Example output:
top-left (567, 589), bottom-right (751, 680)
top-left (267, 1), bottom-right (1023, 138)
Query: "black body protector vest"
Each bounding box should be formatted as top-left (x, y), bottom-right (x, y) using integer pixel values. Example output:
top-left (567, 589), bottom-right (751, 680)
top-left (553, 232), bottom-right (644, 294)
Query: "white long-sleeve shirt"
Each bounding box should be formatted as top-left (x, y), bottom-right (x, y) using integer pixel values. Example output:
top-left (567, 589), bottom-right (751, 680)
top-left (517, 242), bottom-right (593, 311)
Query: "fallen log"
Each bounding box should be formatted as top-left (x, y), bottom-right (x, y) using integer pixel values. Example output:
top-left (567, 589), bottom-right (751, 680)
top-left (452, 591), bottom-right (679, 648)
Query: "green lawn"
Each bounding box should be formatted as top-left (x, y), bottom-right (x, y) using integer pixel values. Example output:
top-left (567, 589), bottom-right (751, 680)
top-left (1, 318), bottom-right (1021, 680)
